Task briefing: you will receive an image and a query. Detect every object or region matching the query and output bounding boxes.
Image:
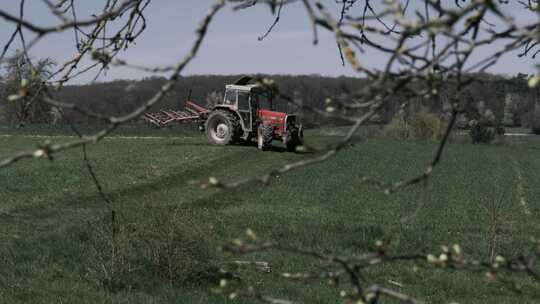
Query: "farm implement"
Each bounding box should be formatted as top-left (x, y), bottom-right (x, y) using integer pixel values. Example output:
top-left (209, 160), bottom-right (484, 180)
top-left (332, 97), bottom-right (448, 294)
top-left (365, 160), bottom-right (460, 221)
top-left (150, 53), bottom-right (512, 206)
top-left (142, 77), bottom-right (303, 151)
top-left (142, 101), bottom-right (209, 128)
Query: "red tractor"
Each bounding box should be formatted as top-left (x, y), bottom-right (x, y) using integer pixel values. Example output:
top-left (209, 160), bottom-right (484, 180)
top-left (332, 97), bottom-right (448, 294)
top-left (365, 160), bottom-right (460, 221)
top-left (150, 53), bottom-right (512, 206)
top-left (143, 77), bottom-right (303, 151)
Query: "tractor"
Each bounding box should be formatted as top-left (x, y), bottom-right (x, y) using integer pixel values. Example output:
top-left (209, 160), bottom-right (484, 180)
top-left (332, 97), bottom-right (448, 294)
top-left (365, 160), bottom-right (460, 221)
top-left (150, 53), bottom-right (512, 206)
top-left (143, 77), bottom-right (303, 151)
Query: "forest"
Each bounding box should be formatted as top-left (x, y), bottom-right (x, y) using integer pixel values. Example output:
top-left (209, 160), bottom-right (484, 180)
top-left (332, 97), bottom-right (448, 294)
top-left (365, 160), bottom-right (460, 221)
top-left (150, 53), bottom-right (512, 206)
top-left (1, 72), bottom-right (538, 129)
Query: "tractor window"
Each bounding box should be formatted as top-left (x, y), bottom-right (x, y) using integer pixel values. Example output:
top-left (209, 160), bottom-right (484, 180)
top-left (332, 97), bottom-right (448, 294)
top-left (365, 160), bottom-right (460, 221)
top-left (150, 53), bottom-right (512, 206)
top-left (238, 91), bottom-right (250, 111)
top-left (256, 91), bottom-right (273, 110)
top-left (223, 89), bottom-right (236, 105)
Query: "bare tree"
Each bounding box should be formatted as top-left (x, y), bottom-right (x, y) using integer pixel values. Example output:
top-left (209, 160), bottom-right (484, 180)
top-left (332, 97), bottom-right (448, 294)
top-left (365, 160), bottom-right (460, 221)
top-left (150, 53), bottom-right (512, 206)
top-left (2, 53), bottom-right (55, 126)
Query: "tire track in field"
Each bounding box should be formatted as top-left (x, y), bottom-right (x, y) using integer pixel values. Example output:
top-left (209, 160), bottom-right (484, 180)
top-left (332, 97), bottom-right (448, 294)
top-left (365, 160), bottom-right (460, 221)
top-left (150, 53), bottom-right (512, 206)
top-left (510, 156), bottom-right (531, 216)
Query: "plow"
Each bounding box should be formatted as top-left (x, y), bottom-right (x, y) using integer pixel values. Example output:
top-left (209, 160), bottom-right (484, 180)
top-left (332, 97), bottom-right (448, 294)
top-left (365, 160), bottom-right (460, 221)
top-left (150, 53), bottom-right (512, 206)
top-left (142, 77), bottom-right (303, 151)
top-left (143, 101), bottom-right (209, 129)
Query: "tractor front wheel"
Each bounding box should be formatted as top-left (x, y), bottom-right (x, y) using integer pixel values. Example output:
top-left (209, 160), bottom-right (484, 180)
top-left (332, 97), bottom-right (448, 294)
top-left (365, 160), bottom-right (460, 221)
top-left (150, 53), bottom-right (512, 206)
top-left (205, 110), bottom-right (240, 145)
top-left (285, 125), bottom-right (303, 152)
top-left (257, 124), bottom-right (273, 150)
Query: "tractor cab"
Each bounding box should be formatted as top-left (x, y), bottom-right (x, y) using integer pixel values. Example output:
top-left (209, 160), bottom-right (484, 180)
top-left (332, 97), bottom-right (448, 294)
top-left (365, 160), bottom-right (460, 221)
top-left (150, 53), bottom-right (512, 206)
top-left (221, 84), bottom-right (274, 110)
top-left (216, 84), bottom-right (277, 132)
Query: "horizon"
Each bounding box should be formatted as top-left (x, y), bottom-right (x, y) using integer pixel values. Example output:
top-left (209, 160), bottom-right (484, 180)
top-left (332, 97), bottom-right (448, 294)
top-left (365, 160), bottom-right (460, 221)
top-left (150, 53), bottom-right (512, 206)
top-left (60, 71), bottom-right (535, 86)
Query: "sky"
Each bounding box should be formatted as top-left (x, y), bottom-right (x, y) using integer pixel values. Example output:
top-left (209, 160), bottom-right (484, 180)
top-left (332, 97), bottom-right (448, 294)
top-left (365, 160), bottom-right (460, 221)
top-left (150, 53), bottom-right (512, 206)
top-left (0, 0), bottom-right (538, 84)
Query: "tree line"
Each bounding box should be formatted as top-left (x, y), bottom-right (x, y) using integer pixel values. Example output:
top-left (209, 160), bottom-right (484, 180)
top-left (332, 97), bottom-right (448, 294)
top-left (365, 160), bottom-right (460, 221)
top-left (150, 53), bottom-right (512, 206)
top-left (0, 63), bottom-right (538, 129)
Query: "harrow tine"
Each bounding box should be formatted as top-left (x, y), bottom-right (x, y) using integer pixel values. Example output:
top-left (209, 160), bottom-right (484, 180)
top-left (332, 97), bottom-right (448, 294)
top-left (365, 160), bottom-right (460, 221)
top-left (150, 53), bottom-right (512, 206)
top-left (186, 101), bottom-right (209, 113)
top-left (142, 100), bottom-right (207, 127)
top-left (185, 107), bottom-right (199, 116)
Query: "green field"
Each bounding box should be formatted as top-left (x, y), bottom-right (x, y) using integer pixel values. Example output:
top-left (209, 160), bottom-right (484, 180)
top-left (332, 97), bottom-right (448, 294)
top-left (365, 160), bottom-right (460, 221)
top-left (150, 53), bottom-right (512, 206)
top-left (1, 126), bottom-right (539, 303)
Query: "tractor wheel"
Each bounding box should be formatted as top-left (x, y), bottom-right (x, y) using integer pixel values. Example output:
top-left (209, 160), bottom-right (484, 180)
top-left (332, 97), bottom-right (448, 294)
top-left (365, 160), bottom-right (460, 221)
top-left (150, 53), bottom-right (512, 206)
top-left (285, 125), bottom-right (303, 152)
top-left (257, 124), bottom-right (273, 150)
top-left (205, 110), bottom-right (241, 145)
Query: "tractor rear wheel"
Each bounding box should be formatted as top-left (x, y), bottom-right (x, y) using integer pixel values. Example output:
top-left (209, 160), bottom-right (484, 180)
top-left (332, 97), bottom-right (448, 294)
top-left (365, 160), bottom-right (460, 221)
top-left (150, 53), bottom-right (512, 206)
top-left (257, 124), bottom-right (273, 150)
top-left (205, 110), bottom-right (241, 145)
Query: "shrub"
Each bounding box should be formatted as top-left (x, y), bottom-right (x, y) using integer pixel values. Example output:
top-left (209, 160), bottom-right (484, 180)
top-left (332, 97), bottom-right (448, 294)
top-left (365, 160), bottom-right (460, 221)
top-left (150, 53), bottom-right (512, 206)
top-left (410, 112), bottom-right (442, 140)
top-left (92, 206), bottom-right (217, 290)
top-left (531, 108), bottom-right (540, 135)
top-left (469, 119), bottom-right (496, 144)
top-left (383, 117), bottom-right (409, 139)
top-left (495, 124), bottom-right (506, 136)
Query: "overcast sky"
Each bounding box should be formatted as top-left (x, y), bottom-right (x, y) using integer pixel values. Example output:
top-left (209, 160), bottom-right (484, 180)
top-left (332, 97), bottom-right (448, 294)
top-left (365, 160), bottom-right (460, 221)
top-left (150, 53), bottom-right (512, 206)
top-left (0, 1), bottom-right (538, 84)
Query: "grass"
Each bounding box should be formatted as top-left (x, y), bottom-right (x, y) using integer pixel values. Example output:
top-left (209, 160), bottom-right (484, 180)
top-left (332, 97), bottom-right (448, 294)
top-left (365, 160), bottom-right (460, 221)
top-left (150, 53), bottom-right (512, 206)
top-left (0, 125), bottom-right (539, 303)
